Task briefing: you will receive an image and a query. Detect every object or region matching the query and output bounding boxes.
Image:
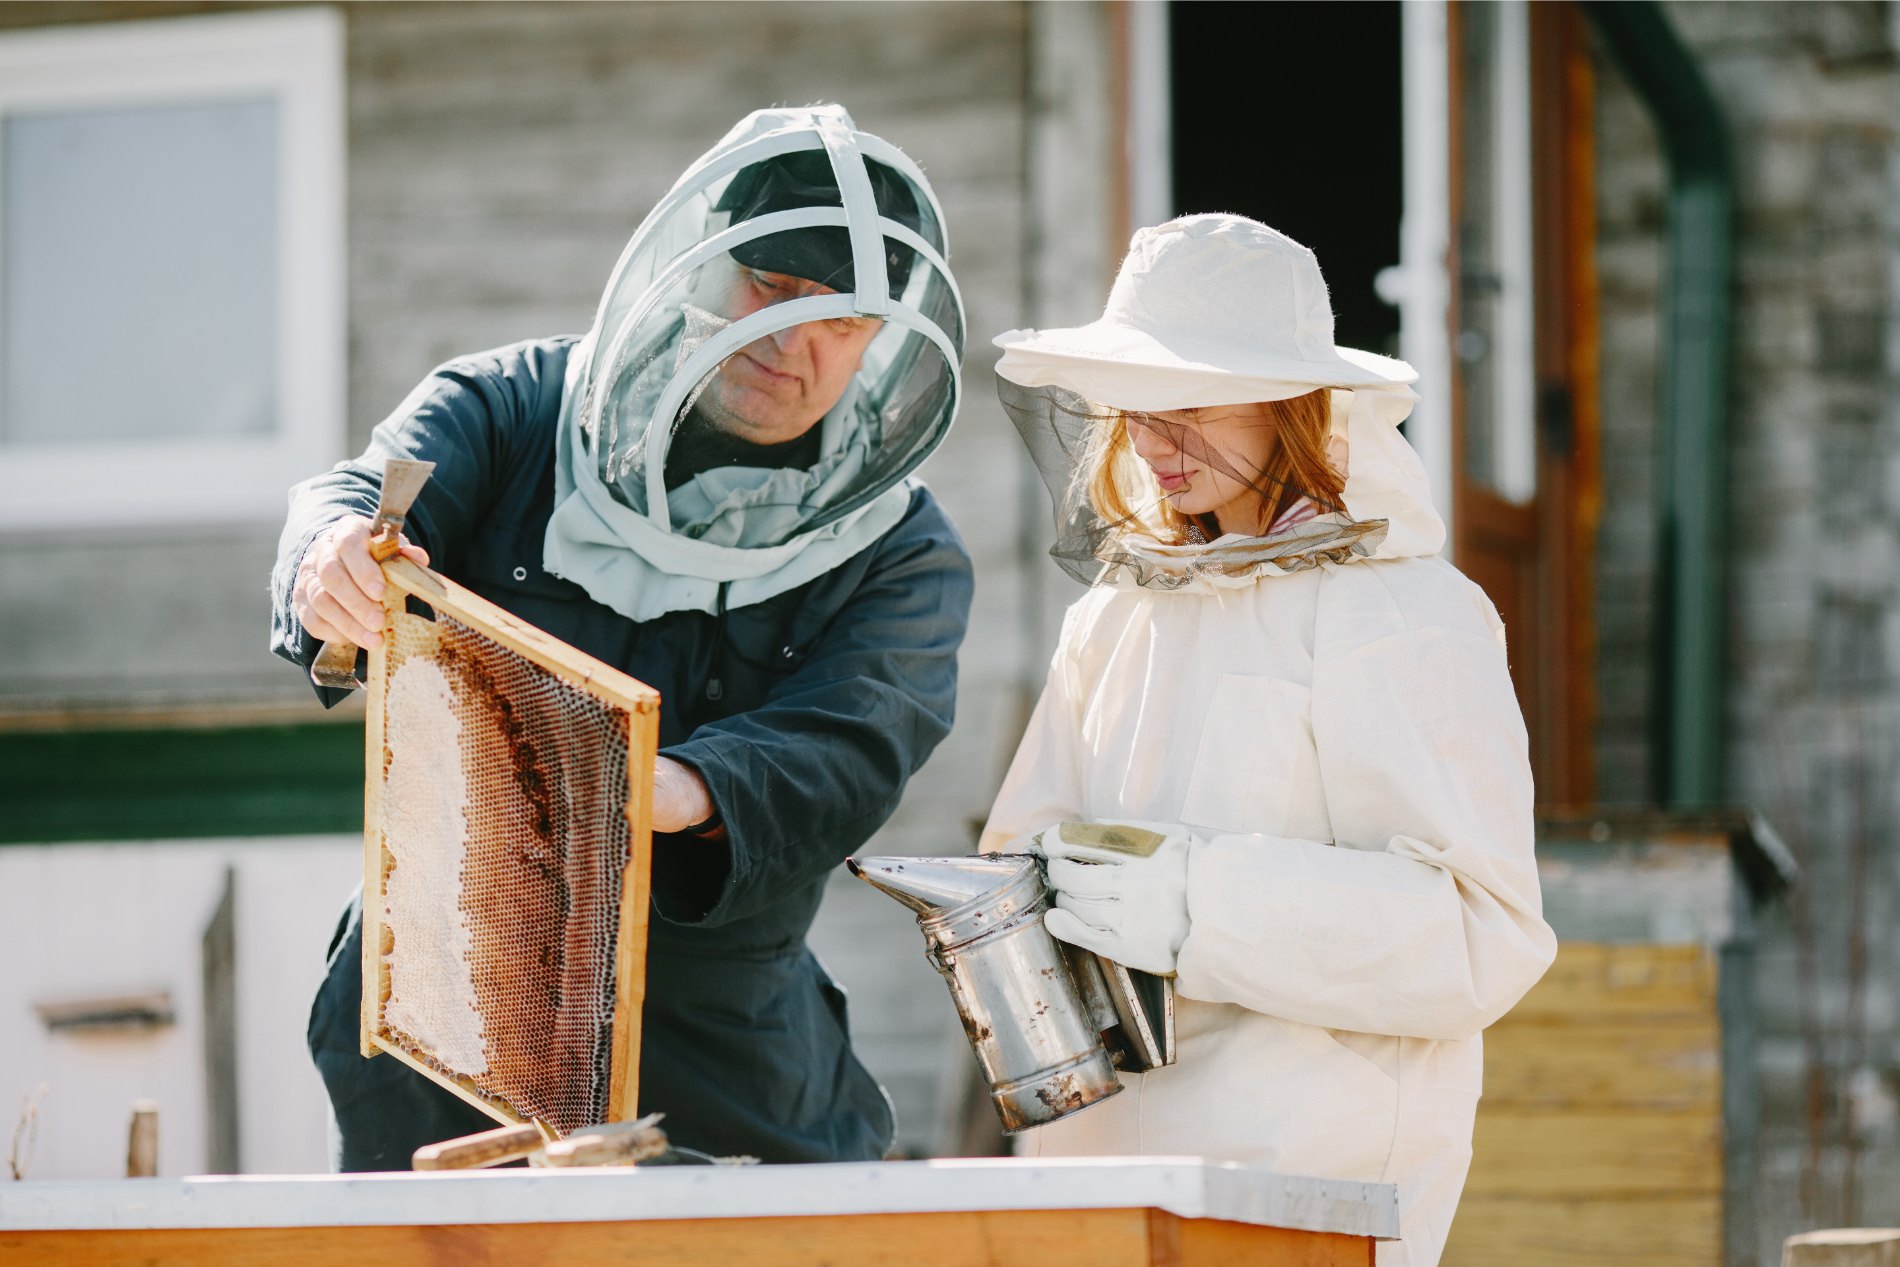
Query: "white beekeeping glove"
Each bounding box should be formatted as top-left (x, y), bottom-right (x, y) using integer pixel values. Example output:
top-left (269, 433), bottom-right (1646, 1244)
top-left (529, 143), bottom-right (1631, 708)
top-left (1032, 821), bottom-right (1194, 976)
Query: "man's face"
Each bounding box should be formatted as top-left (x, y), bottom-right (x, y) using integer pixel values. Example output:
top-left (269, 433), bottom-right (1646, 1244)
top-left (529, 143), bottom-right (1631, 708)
top-left (693, 263), bottom-right (883, 445)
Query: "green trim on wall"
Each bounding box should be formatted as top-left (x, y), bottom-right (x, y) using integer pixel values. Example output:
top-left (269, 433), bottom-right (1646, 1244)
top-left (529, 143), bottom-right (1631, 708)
top-left (0, 722), bottom-right (363, 843)
top-left (1580, 0), bottom-right (1735, 808)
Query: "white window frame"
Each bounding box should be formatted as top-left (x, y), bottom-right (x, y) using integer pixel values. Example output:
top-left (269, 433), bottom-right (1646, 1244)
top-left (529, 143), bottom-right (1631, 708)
top-left (0, 8), bottom-right (344, 531)
top-left (1490, 0), bottom-right (1538, 507)
top-left (1396, 0), bottom-right (1456, 555)
top-left (1125, 0), bottom-right (1172, 233)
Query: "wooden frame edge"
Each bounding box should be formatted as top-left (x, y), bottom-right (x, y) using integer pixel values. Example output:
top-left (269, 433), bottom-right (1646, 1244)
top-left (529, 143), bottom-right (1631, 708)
top-left (384, 558), bottom-right (660, 712)
top-left (1560, 0), bottom-right (1602, 804)
top-left (374, 1033), bottom-right (535, 1132)
top-left (359, 591), bottom-right (392, 1061)
top-left (608, 703), bottom-right (658, 1122)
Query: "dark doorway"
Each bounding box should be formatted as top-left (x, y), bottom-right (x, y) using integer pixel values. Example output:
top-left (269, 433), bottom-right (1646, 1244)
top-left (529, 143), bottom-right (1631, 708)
top-left (1168, 1), bottom-right (1404, 358)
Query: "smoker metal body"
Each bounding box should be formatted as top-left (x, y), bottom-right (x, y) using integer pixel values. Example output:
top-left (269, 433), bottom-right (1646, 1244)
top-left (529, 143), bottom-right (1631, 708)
top-left (848, 853), bottom-right (1174, 1134)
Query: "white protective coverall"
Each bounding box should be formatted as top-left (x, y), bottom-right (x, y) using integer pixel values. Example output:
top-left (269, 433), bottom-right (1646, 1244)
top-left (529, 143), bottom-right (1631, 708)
top-left (979, 384), bottom-right (1558, 1267)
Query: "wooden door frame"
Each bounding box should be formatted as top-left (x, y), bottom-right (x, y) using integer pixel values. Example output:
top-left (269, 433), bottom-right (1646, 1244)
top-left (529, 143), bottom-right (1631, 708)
top-left (1530, 0), bottom-right (1601, 808)
top-left (1446, 0), bottom-right (1600, 806)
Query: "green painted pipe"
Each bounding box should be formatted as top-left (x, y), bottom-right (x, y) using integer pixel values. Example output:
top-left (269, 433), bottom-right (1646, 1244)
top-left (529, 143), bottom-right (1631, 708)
top-left (1579, 0), bottom-right (1735, 807)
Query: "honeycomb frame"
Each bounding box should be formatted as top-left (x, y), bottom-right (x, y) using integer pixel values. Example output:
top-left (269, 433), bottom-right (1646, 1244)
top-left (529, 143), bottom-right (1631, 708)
top-left (360, 557), bottom-right (659, 1137)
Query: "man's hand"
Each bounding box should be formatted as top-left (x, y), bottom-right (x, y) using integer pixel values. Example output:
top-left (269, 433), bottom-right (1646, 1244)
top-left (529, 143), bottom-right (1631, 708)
top-left (652, 756), bottom-right (720, 837)
top-left (293, 514), bottom-right (430, 650)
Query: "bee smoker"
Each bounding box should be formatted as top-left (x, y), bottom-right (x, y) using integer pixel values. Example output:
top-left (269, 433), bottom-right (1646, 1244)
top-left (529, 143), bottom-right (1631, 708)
top-left (847, 853), bottom-right (1174, 1134)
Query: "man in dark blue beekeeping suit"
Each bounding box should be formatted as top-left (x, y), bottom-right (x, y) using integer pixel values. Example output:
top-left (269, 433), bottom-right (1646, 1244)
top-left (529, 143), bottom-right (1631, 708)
top-left (270, 105), bottom-right (971, 1169)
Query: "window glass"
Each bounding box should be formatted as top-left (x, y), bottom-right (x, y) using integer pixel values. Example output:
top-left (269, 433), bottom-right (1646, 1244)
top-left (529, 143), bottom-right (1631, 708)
top-left (2, 98), bottom-right (279, 447)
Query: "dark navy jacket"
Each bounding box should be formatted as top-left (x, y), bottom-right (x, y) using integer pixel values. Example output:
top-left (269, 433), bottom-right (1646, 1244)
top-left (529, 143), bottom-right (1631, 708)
top-left (270, 337), bottom-right (972, 1166)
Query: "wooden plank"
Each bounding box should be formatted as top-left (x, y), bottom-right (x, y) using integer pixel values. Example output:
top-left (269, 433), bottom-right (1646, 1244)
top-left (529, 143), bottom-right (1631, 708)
top-left (359, 598), bottom-right (391, 1061)
top-left (1480, 1017), bottom-right (1721, 1110)
top-left (1560, 0), bottom-right (1604, 808)
top-left (1159, 1211), bottom-right (1376, 1266)
top-left (124, 1103), bottom-right (158, 1179)
top-left (608, 700), bottom-right (658, 1123)
top-left (1502, 942), bottom-right (1718, 1023)
top-left (542, 1117), bottom-right (667, 1167)
top-left (385, 558), bottom-right (660, 713)
top-left (1464, 1108), bottom-right (1724, 1197)
top-left (411, 1123), bottom-right (545, 1171)
top-left (1446, 1195), bottom-right (1721, 1266)
top-left (1782, 1229), bottom-right (1900, 1266)
top-left (200, 866), bottom-right (239, 1173)
top-left (0, 1208), bottom-right (1371, 1267)
top-left (1526, 0), bottom-right (1604, 805)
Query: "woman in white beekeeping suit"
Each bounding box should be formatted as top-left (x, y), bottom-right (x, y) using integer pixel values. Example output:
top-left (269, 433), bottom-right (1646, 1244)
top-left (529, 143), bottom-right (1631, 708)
top-left (980, 214), bottom-right (1557, 1267)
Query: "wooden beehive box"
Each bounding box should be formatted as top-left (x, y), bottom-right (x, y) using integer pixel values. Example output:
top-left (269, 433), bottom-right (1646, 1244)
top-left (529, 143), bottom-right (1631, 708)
top-left (1445, 810), bottom-right (1794, 1267)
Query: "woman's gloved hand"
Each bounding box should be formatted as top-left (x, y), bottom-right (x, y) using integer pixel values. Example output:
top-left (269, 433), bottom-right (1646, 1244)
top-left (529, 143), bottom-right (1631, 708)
top-left (1029, 821), bottom-right (1194, 976)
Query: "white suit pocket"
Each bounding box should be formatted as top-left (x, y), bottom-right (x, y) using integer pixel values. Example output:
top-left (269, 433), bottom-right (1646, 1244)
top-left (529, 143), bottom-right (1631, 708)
top-left (1180, 674), bottom-right (1320, 836)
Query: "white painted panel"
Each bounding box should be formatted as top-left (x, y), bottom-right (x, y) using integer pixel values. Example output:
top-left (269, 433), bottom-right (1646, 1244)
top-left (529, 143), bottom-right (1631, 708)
top-left (230, 841), bottom-right (361, 1174)
top-left (0, 838), bottom-right (356, 1179)
top-left (1, 1159), bottom-right (1401, 1239)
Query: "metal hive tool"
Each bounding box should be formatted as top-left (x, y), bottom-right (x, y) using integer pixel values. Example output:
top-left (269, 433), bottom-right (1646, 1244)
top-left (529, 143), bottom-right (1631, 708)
top-left (310, 457), bottom-right (437, 690)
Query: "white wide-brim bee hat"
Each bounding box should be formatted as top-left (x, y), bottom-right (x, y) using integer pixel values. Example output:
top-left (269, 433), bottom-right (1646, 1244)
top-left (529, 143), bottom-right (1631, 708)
top-left (992, 214), bottom-right (1445, 587)
top-left (993, 213), bottom-right (1415, 411)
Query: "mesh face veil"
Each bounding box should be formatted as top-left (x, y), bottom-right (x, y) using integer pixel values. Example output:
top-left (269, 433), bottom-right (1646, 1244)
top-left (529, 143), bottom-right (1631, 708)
top-left (998, 380), bottom-right (1391, 590)
top-left (570, 106), bottom-right (964, 550)
top-left (992, 214), bottom-right (1445, 589)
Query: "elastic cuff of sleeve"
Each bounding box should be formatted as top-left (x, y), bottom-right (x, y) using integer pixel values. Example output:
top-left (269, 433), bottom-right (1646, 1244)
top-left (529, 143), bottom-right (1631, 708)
top-left (682, 809), bottom-right (723, 837)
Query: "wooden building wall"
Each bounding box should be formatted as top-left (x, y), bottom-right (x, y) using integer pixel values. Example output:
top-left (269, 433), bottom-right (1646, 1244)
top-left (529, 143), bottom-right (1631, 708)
top-left (1451, 942), bottom-right (1725, 1264)
top-left (0, 0), bottom-right (1114, 1161)
top-left (1446, 826), bottom-right (1749, 1265)
top-left (1588, 3), bottom-right (1900, 1256)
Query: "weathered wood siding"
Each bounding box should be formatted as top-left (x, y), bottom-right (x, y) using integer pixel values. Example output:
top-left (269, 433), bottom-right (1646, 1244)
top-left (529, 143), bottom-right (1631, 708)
top-left (1590, 3), bottom-right (1900, 1254)
top-left (0, 0), bottom-right (1070, 1157)
top-left (0, 1), bottom-right (1034, 726)
top-left (337, 0), bottom-right (1079, 1157)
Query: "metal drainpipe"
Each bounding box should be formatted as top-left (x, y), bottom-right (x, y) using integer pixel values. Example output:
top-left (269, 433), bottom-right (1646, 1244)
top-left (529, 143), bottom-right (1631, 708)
top-left (1579, 0), bottom-right (1735, 808)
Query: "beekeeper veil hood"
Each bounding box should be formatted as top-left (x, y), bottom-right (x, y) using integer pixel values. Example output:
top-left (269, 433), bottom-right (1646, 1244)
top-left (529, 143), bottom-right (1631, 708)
top-left (992, 214), bottom-right (1442, 591)
top-left (545, 105), bottom-right (966, 620)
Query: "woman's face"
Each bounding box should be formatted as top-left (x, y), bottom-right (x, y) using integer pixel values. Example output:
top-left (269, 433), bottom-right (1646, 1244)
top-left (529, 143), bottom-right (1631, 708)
top-left (1126, 403), bottom-right (1281, 534)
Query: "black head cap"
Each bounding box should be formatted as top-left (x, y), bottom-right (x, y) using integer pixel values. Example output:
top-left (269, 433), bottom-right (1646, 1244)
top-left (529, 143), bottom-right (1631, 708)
top-left (716, 150), bottom-right (922, 294)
